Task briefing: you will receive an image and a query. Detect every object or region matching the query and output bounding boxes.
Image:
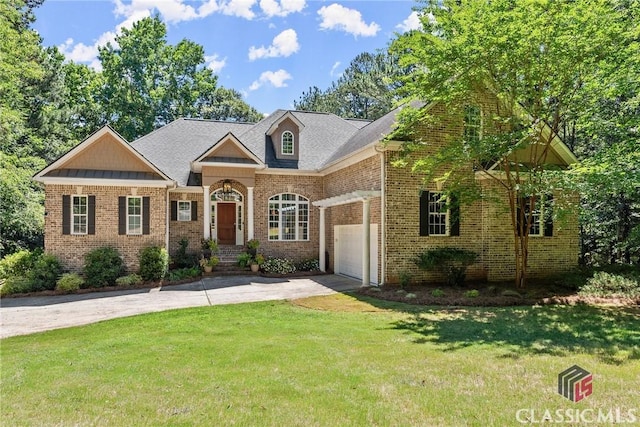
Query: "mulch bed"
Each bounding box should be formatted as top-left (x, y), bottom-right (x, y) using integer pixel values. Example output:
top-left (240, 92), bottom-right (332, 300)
top-left (356, 283), bottom-right (640, 307)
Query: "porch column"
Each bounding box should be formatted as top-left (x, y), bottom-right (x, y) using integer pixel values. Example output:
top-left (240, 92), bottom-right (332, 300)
top-left (319, 207), bottom-right (326, 272)
top-left (362, 198), bottom-right (371, 287)
top-left (247, 186), bottom-right (255, 241)
top-left (203, 186), bottom-right (211, 240)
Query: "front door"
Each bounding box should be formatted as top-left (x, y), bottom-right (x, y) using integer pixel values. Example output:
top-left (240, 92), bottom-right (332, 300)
top-left (217, 203), bottom-right (236, 245)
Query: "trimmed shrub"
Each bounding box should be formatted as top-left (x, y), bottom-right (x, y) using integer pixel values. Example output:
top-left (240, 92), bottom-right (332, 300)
top-left (139, 246), bottom-right (168, 281)
top-left (0, 249), bottom-right (41, 279)
top-left (167, 267), bottom-right (200, 281)
top-left (30, 254), bottom-right (63, 291)
top-left (431, 288), bottom-right (445, 297)
top-left (174, 238), bottom-right (197, 268)
top-left (579, 271), bottom-right (640, 298)
top-left (236, 252), bottom-right (253, 268)
top-left (56, 273), bottom-right (84, 293)
top-left (464, 289), bottom-right (480, 298)
top-left (84, 247), bottom-right (124, 288)
top-left (414, 248), bottom-right (477, 286)
top-left (296, 258), bottom-right (320, 272)
top-left (261, 258), bottom-right (296, 275)
top-left (0, 276), bottom-right (35, 296)
top-left (115, 274), bottom-right (143, 287)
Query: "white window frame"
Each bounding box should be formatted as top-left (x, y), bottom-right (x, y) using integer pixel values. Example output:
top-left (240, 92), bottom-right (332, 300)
top-left (521, 196), bottom-right (543, 237)
top-left (464, 105), bottom-right (482, 143)
top-left (268, 193), bottom-right (309, 241)
top-left (428, 192), bottom-right (449, 236)
top-left (127, 196), bottom-right (143, 236)
top-left (281, 131), bottom-right (294, 155)
top-left (71, 195), bottom-right (88, 235)
top-left (177, 201), bottom-right (191, 222)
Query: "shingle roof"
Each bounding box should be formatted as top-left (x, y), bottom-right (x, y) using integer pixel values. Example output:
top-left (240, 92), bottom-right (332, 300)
top-left (131, 108), bottom-right (403, 186)
top-left (45, 169), bottom-right (162, 180)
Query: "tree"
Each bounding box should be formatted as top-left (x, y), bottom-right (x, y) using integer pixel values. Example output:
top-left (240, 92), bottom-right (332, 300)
top-left (99, 16), bottom-right (261, 141)
top-left (390, 0), bottom-right (635, 286)
top-left (294, 51), bottom-right (403, 120)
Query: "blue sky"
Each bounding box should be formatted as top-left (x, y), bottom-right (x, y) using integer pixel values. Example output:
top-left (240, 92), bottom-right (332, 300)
top-left (34, 0), bottom-right (421, 115)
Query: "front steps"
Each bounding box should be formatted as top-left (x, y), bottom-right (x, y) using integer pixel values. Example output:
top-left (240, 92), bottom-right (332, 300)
top-left (204, 245), bottom-right (257, 276)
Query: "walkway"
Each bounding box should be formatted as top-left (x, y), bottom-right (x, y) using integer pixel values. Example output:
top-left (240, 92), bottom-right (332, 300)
top-left (0, 275), bottom-right (359, 338)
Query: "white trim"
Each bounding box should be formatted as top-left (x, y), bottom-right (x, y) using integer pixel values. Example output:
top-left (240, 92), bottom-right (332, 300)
top-left (210, 188), bottom-right (244, 245)
top-left (71, 195), bottom-right (88, 235)
top-left (35, 177), bottom-right (173, 187)
top-left (33, 125), bottom-right (173, 183)
top-left (203, 186), bottom-right (211, 240)
top-left (319, 207), bottom-right (326, 272)
top-left (268, 193), bottom-right (310, 242)
top-left (257, 169), bottom-right (323, 177)
top-left (281, 130), bottom-right (295, 155)
top-left (312, 190), bottom-right (381, 208)
top-left (192, 132), bottom-right (265, 170)
top-left (126, 196), bottom-right (143, 235)
top-left (321, 145), bottom-right (379, 175)
top-left (177, 200), bottom-right (191, 222)
top-left (192, 162), bottom-right (263, 172)
top-left (379, 151), bottom-right (386, 286)
top-left (266, 111), bottom-right (305, 135)
top-left (247, 187), bottom-right (254, 241)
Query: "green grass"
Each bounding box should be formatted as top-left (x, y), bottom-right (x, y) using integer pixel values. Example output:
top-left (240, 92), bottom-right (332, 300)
top-left (2, 295), bottom-right (639, 426)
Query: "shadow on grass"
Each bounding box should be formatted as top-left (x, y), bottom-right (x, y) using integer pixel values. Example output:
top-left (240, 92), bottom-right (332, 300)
top-left (353, 294), bottom-right (640, 365)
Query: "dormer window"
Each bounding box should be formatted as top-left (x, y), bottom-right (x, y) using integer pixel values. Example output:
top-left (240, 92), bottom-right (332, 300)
top-left (282, 131), bottom-right (294, 155)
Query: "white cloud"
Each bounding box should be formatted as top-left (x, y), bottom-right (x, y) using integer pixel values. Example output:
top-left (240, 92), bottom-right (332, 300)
top-left (317, 4), bottom-right (380, 37)
top-left (259, 0), bottom-right (305, 17)
top-left (330, 61), bottom-right (341, 77)
top-left (396, 11), bottom-right (421, 32)
top-left (249, 69), bottom-right (292, 91)
top-left (198, 0), bottom-right (220, 17)
top-left (114, 0), bottom-right (197, 24)
top-left (58, 38), bottom-right (98, 63)
top-left (220, 0), bottom-right (257, 19)
top-left (248, 29), bottom-right (300, 61)
top-left (205, 54), bottom-right (227, 73)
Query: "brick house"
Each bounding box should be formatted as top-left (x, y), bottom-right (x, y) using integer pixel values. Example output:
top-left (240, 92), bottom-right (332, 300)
top-left (33, 97), bottom-right (579, 285)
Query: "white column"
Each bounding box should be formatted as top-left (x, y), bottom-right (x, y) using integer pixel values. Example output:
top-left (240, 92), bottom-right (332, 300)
top-left (247, 186), bottom-right (255, 241)
top-left (319, 207), bottom-right (326, 272)
top-left (362, 199), bottom-right (371, 287)
top-left (203, 186), bottom-right (211, 240)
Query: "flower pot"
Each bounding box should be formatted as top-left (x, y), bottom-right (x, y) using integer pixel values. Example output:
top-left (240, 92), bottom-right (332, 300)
top-left (204, 266), bottom-right (213, 273)
top-left (250, 263), bottom-right (259, 273)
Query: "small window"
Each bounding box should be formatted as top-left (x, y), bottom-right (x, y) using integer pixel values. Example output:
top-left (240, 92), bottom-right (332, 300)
top-left (281, 131), bottom-right (294, 155)
top-left (517, 195), bottom-right (553, 237)
top-left (127, 196), bottom-right (142, 235)
top-left (72, 195), bottom-right (88, 235)
top-left (177, 201), bottom-right (191, 222)
top-left (464, 105), bottom-right (482, 143)
top-left (268, 193), bottom-right (309, 241)
top-left (427, 192), bottom-right (448, 236)
top-left (420, 191), bottom-right (460, 237)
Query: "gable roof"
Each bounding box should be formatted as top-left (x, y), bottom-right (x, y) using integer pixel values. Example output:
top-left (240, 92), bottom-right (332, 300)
top-left (193, 132), bottom-right (264, 169)
top-left (33, 125), bottom-right (173, 186)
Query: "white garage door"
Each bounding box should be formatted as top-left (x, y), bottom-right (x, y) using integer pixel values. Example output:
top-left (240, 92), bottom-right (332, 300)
top-left (334, 224), bottom-right (378, 284)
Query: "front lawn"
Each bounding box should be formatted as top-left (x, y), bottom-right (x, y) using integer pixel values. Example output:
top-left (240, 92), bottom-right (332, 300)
top-left (1, 295), bottom-right (639, 426)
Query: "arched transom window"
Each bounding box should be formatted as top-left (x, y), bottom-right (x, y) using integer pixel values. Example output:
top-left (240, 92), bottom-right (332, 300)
top-left (281, 131), bottom-right (294, 155)
top-left (268, 193), bottom-right (309, 241)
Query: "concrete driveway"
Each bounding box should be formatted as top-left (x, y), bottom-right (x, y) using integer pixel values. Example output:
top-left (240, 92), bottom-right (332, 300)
top-left (0, 274), bottom-right (359, 338)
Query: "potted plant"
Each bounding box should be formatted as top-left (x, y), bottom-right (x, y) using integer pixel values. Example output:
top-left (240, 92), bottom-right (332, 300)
top-left (201, 238), bottom-right (218, 258)
top-left (250, 253), bottom-right (265, 273)
top-left (237, 252), bottom-right (253, 268)
top-left (199, 256), bottom-right (219, 273)
top-left (246, 239), bottom-right (260, 256)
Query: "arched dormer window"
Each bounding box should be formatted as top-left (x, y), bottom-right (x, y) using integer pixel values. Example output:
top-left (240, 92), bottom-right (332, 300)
top-left (281, 131), bottom-right (294, 155)
top-left (268, 193), bottom-right (309, 241)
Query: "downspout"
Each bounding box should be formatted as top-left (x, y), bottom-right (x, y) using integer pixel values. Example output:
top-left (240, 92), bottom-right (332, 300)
top-left (166, 183), bottom-right (175, 253)
top-left (378, 149), bottom-right (386, 286)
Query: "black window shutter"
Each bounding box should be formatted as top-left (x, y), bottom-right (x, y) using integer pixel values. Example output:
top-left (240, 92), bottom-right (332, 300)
top-left (118, 196), bottom-right (126, 235)
top-left (419, 191), bottom-right (430, 236)
top-left (171, 201), bottom-right (177, 221)
top-left (449, 193), bottom-right (460, 236)
top-left (544, 194), bottom-right (554, 237)
top-left (191, 201), bottom-right (198, 221)
top-left (62, 195), bottom-right (71, 235)
top-left (88, 196), bottom-right (96, 235)
top-left (143, 197), bottom-right (150, 235)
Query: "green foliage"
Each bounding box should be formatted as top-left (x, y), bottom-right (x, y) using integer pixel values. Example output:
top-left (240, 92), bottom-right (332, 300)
top-left (398, 271), bottom-right (412, 289)
top-left (199, 256), bottom-right (219, 268)
top-left (83, 247), bottom-right (124, 288)
top-left (174, 238), bottom-right (197, 268)
top-left (0, 248), bottom-right (41, 279)
top-left (139, 246), bottom-right (168, 282)
top-left (167, 267), bottom-right (200, 281)
top-left (464, 290), bottom-right (480, 298)
top-left (201, 238), bottom-right (219, 254)
top-left (261, 258), bottom-right (296, 275)
top-left (30, 253), bottom-right (62, 291)
top-left (296, 258), bottom-right (319, 272)
top-left (115, 274), bottom-right (143, 287)
top-left (431, 288), bottom-right (445, 297)
top-left (56, 273), bottom-right (84, 293)
top-left (0, 276), bottom-right (34, 296)
top-left (578, 271), bottom-right (640, 299)
top-left (414, 248), bottom-right (477, 286)
top-left (236, 252), bottom-right (253, 268)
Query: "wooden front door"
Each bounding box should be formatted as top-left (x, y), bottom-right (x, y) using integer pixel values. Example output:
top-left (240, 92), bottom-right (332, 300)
top-left (217, 203), bottom-right (236, 245)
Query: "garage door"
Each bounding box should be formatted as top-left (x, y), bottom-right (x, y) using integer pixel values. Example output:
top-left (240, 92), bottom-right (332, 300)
top-left (334, 224), bottom-right (378, 284)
